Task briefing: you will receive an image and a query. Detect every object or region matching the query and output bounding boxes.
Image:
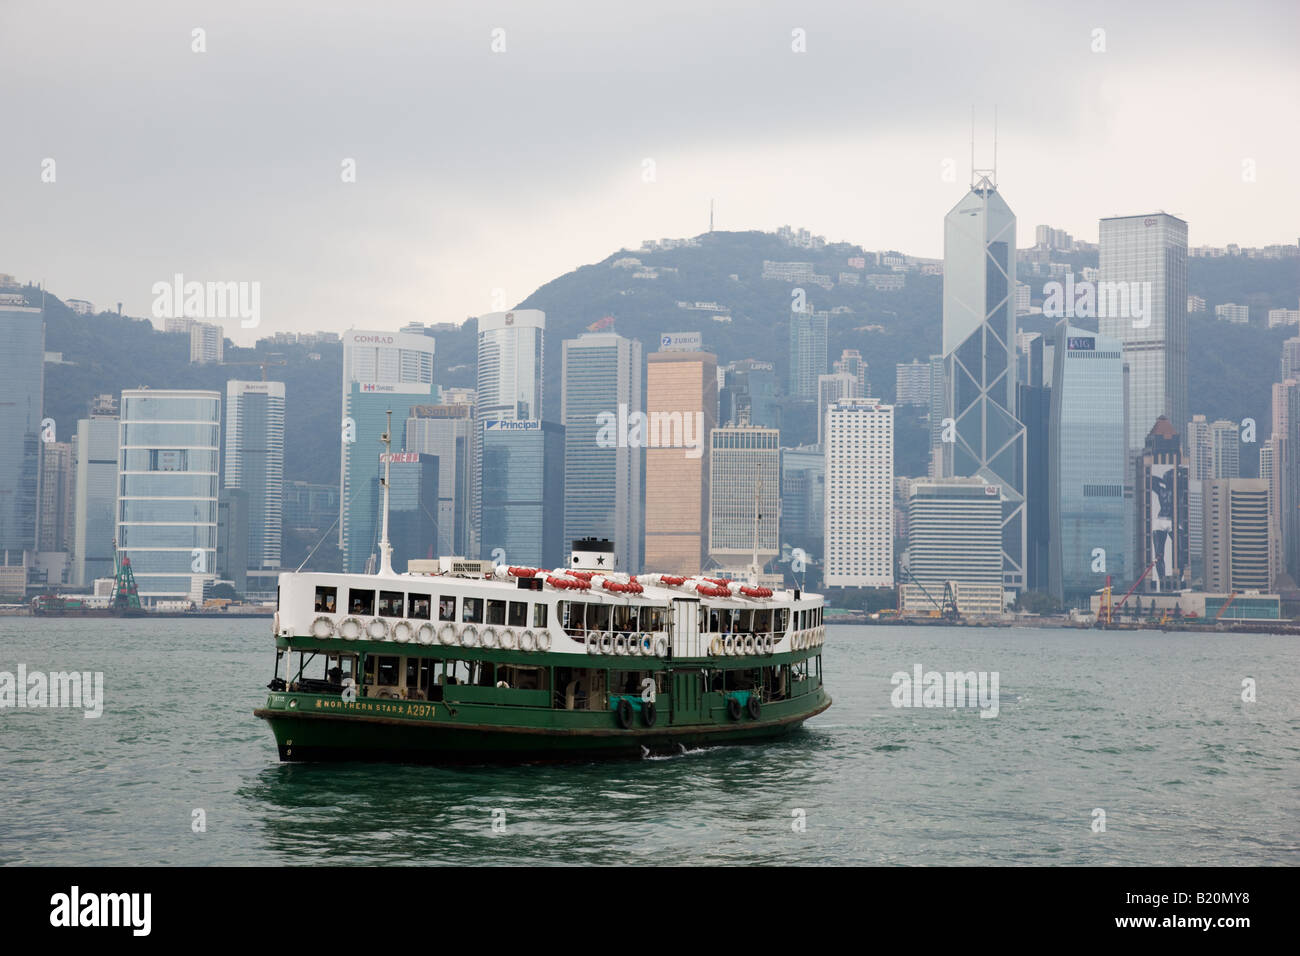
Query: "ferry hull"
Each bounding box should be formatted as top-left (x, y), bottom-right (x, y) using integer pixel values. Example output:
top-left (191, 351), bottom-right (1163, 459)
top-left (255, 695), bottom-right (831, 765)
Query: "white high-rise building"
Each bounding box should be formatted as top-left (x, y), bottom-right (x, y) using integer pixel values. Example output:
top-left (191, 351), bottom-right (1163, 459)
top-left (824, 398), bottom-right (894, 587)
top-left (1210, 419), bottom-right (1241, 479)
top-left (189, 322), bottom-right (224, 364)
top-left (225, 380), bottom-right (286, 570)
top-left (477, 310), bottom-right (545, 423)
top-left (342, 328), bottom-right (436, 385)
top-left (902, 477), bottom-right (1004, 615)
top-left (72, 403), bottom-right (120, 587)
top-left (1098, 213), bottom-right (1188, 454)
top-left (816, 372), bottom-right (858, 446)
top-left (895, 359), bottom-right (931, 407)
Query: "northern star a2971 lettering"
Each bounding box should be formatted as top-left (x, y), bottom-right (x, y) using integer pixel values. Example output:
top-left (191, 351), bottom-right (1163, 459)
top-left (254, 416), bottom-right (830, 763)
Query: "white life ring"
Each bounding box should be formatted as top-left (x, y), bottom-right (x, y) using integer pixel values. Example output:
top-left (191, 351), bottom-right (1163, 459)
top-left (500, 628), bottom-right (517, 650)
top-left (709, 636), bottom-right (723, 657)
top-left (480, 626), bottom-right (499, 649)
top-left (339, 617), bottom-right (362, 641)
top-left (586, 634), bottom-right (600, 654)
top-left (763, 634), bottom-right (774, 655)
top-left (600, 633), bottom-right (614, 655)
top-left (461, 625), bottom-right (479, 648)
top-left (744, 635), bottom-right (757, 656)
top-left (417, 623), bottom-right (437, 646)
top-left (391, 621), bottom-right (413, 644)
top-left (638, 634), bottom-right (653, 655)
top-left (614, 634), bottom-right (628, 656)
top-left (520, 629), bottom-right (536, 652)
top-left (311, 616), bottom-right (335, 639)
top-left (437, 623), bottom-right (456, 645)
top-left (366, 617), bottom-right (389, 641)
top-left (654, 635), bottom-right (669, 657)
top-left (536, 630), bottom-right (552, 652)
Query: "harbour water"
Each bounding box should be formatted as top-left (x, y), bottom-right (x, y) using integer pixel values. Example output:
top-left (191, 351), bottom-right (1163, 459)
top-left (1, 618), bottom-right (1295, 865)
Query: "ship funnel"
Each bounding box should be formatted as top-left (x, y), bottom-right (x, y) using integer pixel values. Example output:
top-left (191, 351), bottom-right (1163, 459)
top-left (570, 538), bottom-right (616, 572)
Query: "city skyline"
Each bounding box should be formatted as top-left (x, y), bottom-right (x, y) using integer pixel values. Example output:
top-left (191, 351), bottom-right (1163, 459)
top-left (4, 2), bottom-right (1297, 346)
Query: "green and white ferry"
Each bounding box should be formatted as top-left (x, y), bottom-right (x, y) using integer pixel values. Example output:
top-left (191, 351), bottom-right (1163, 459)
top-left (255, 427), bottom-right (829, 763)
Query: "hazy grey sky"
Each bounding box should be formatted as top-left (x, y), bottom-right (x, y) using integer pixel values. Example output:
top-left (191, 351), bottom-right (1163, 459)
top-left (3, 0), bottom-right (1297, 345)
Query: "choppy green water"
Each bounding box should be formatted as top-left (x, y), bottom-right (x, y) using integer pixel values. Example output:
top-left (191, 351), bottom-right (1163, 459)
top-left (1, 618), bottom-right (1295, 865)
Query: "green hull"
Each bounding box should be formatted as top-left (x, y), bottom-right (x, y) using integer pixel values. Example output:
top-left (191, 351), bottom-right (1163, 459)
top-left (255, 690), bottom-right (831, 764)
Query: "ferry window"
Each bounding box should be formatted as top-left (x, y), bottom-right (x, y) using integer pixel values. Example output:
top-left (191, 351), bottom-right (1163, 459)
top-left (533, 603), bottom-right (548, 628)
top-left (462, 598), bottom-right (483, 623)
top-left (776, 608), bottom-right (789, 631)
top-left (349, 589), bottom-right (375, 615)
top-left (589, 603), bottom-right (611, 632)
top-left (406, 658), bottom-right (419, 688)
top-left (644, 606), bottom-right (665, 631)
top-left (487, 600), bottom-right (506, 625)
top-left (408, 593), bottom-right (432, 620)
top-left (377, 656), bottom-right (399, 685)
top-left (314, 586), bottom-right (337, 613)
top-left (738, 610), bottom-right (753, 633)
top-left (709, 609), bottom-right (720, 632)
top-left (613, 605), bottom-right (634, 632)
top-left (754, 609), bottom-right (771, 633)
top-left (508, 601), bottom-right (527, 627)
top-left (378, 590), bottom-right (404, 617)
top-left (438, 596), bottom-right (456, 622)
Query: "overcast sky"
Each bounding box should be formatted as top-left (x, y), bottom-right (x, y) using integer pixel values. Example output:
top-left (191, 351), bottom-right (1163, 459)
top-left (3, 0), bottom-right (1297, 346)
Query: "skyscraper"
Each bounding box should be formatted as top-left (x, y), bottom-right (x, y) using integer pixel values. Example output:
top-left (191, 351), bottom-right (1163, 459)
top-left (1282, 337), bottom-right (1300, 382)
top-left (1134, 417), bottom-right (1190, 592)
top-left (37, 442), bottom-right (74, 555)
top-left (561, 332), bottom-right (643, 572)
top-left (1048, 326), bottom-right (1128, 604)
top-left (708, 424), bottom-right (780, 570)
top-left (72, 397), bottom-right (120, 587)
top-left (477, 310), bottom-right (545, 422)
top-left (381, 452), bottom-right (440, 572)
top-left (224, 380), bottom-right (286, 571)
top-left (0, 300), bottom-right (44, 556)
top-left (644, 349), bottom-right (718, 572)
top-left (823, 398), bottom-right (894, 588)
top-left (940, 173), bottom-right (1026, 591)
top-left (1098, 213), bottom-right (1189, 454)
top-left (832, 348), bottom-right (869, 396)
top-left (479, 420), bottom-right (564, 568)
top-left (341, 381), bottom-right (434, 573)
top-left (405, 403), bottom-right (477, 558)
top-left (788, 308), bottom-right (828, 401)
top-left (339, 328), bottom-right (437, 567)
top-left (1202, 479), bottom-right (1272, 592)
top-left (1210, 419), bottom-right (1241, 479)
top-left (116, 389), bottom-right (222, 602)
top-left (895, 359), bottom-right (931, 407)
top-left (901, 478), bottom-right (1003, 615)
top-left (816, 372), bottom-right (858, 446)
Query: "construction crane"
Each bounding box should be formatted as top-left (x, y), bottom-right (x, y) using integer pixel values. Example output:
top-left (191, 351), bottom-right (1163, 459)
top-left (898, 568), bottom-right (960, 621)
top-left (1101, 559), bottom-right (1159, 625)
top-left (1215, 591), bottom-right (1239, 621)
top-left (221, 352), bottom-right (287, 381)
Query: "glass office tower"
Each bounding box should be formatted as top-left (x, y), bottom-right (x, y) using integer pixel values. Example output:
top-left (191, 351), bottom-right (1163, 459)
top-left (0, 302), bottom-right (44, 555)
top-left (116, 389), bottom-right (222, 601)
top-left (561, 332), bottom-right (643, 571)
top-left (479, 420), bottom-right (564, 568)
top-left (1098, 213), bottom-right (1188, 454)
top-left (1048, 325), bottom-right (1128, 604)
top-left (224, 380), bottom-right (286, 571)
top-left (940, 175), bottom-right (1026, 591)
